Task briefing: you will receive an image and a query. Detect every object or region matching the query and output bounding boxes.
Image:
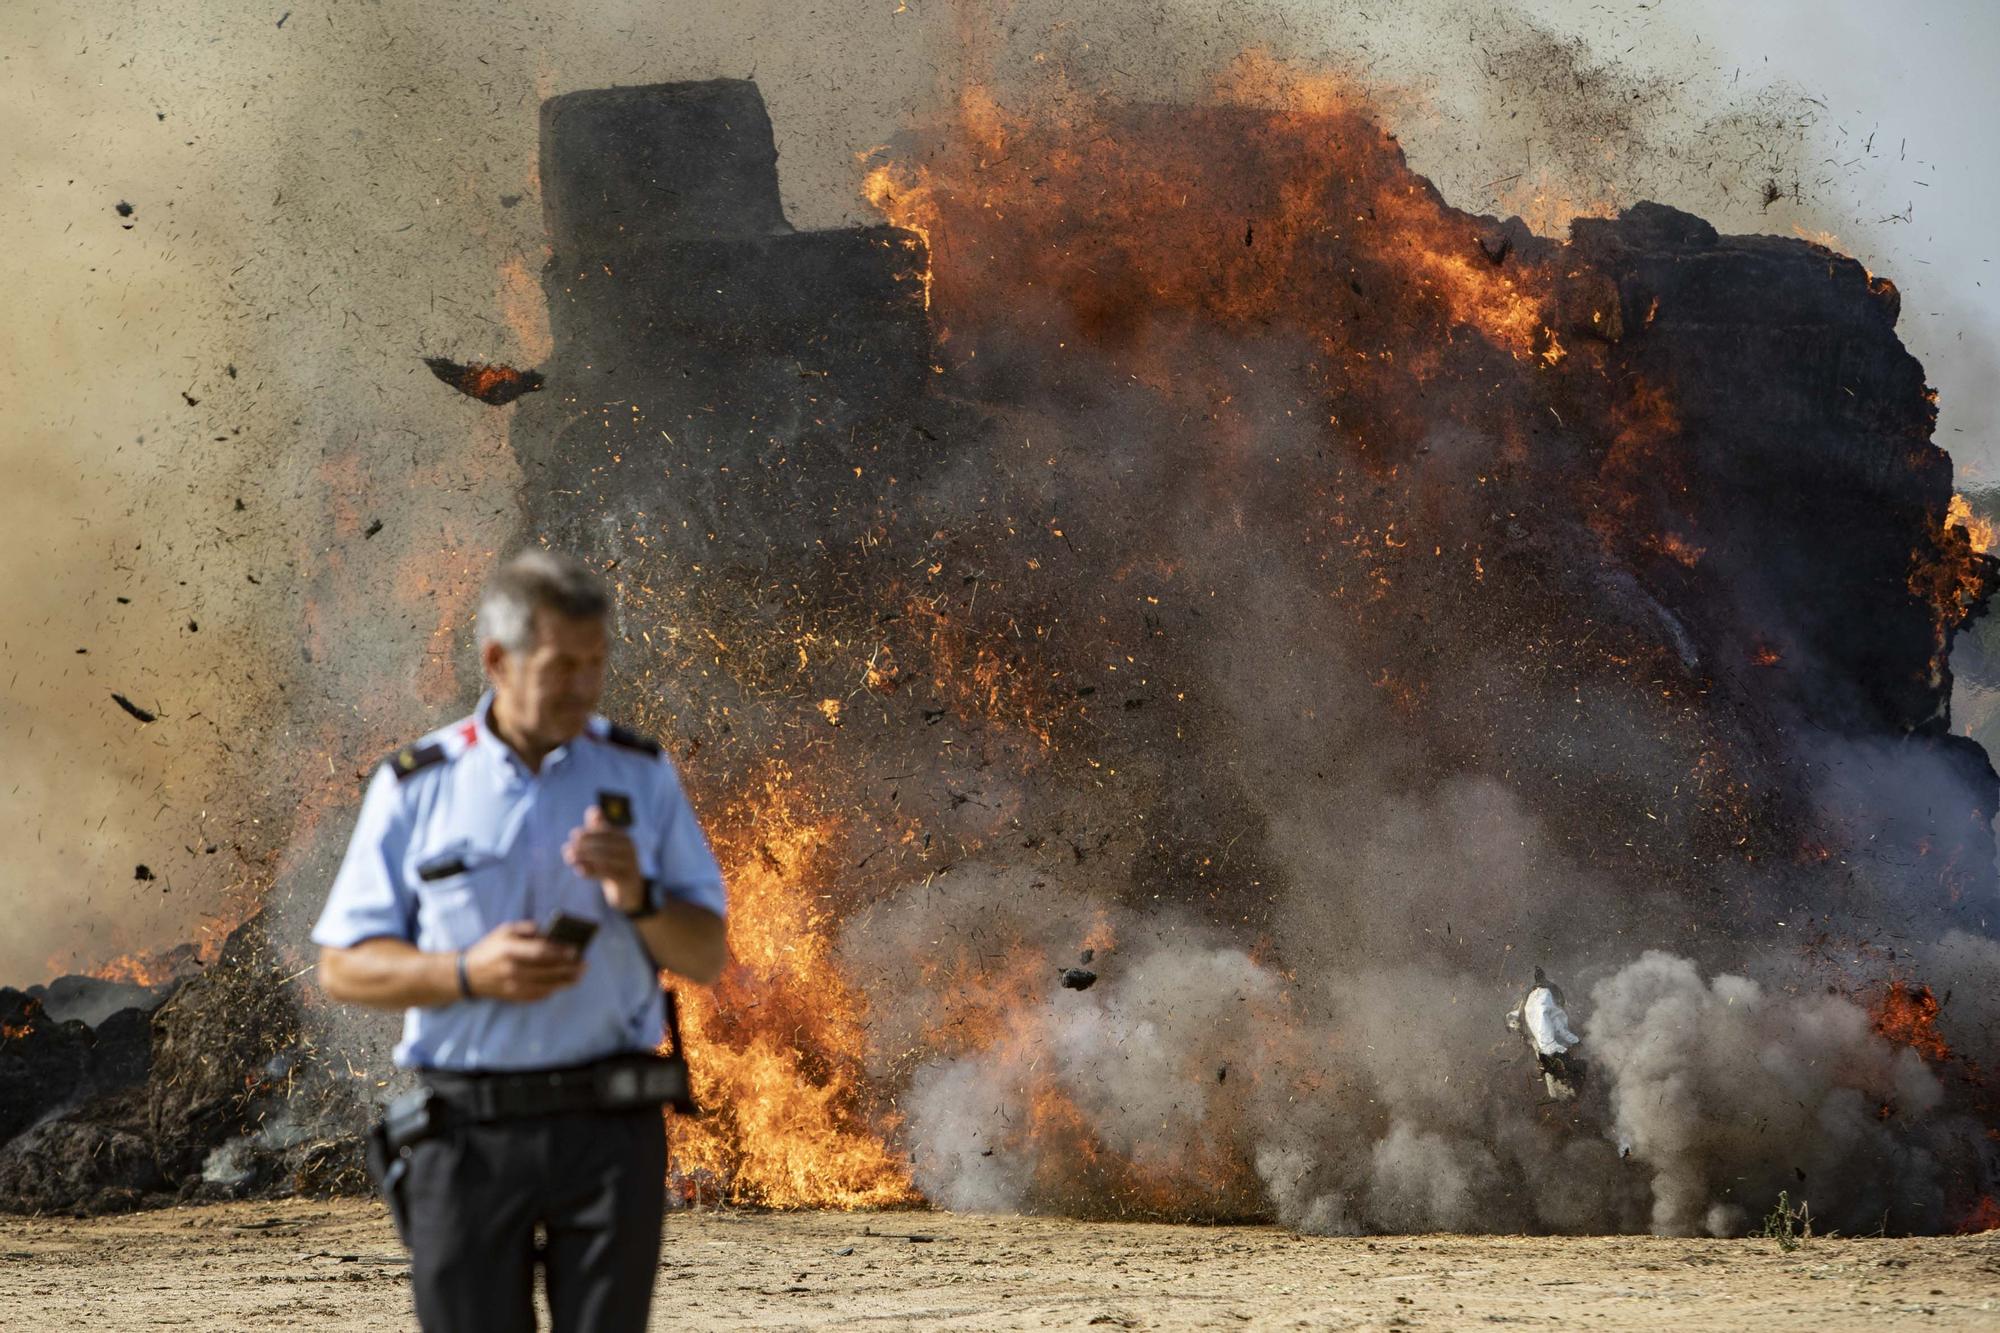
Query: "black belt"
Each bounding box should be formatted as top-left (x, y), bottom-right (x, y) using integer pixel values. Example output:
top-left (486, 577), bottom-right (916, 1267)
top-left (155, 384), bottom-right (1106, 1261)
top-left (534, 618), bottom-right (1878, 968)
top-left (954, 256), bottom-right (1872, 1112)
top-left (377, 990), bottom-right (697, 1153)
top-left (421, 1051), bottom-right (693, 1122)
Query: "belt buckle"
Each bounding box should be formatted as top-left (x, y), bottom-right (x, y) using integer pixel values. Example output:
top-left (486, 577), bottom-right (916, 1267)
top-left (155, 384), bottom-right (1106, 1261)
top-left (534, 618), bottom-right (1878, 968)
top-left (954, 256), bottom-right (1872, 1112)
top-left (603, 1066), bottom-right (642, 1103)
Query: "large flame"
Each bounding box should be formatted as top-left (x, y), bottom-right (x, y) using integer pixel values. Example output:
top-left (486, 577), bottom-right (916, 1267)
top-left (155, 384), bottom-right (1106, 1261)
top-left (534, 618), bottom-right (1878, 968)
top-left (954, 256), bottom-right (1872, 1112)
top-left (863, 57), bottom-right (1566, 382)
top-left (663, 765), bottom-right (915, 1208)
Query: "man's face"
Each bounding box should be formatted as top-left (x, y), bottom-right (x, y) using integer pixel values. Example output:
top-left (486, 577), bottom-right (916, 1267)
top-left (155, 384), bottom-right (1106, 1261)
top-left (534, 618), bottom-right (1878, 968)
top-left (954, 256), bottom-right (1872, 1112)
top-left (485, 609), bottom-right (608, 746)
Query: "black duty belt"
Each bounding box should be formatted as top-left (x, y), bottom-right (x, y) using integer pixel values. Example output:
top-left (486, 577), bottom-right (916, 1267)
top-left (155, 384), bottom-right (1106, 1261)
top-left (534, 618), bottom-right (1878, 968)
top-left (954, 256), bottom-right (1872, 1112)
top-left (375, 990), bottom-right (697, 1155)
top-left (424, 1051), bottom-right (692, 1121)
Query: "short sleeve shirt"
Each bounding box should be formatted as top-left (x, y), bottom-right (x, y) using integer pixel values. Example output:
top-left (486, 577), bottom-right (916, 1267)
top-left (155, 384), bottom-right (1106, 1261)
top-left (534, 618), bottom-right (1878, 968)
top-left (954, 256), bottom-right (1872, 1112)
top-left (311, 694), bottom-right (726, 1071)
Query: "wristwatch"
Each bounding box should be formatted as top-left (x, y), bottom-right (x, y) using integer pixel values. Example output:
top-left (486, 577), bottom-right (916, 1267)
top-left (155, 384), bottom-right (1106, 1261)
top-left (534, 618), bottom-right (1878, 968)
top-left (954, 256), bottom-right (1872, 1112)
top-left (623, 879), bottom-right (661, 921)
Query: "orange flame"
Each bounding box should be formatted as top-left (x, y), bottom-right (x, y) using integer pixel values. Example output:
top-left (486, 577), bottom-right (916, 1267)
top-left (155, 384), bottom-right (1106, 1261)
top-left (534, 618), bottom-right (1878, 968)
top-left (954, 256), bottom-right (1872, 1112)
top-left (666, 767), bottom-right (916, 1208)
top-left (862, 61), bottom-right (1565, 379)
top-left (1949, 492), bottom-right (1994, 554)
top-left (89, 947), bottom-right (197, 989)
top-left (1909, 495), bottom-right (1998, 678)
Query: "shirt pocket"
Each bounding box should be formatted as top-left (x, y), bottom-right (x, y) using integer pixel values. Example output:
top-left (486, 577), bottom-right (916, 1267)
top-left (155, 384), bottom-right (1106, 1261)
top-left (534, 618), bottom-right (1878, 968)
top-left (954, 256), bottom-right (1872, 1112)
top-left (409, 848), bottom-right (504, 950)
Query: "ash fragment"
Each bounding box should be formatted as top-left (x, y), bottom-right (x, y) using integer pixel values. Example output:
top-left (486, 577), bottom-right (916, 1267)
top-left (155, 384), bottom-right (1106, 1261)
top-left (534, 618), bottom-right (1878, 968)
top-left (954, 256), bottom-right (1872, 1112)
top-left (110, 693), bottom-right (156, 723)
top-left (1059, 967), bottom-right (1097, 992)
top-left (423, 355), bottom-right (545, 405)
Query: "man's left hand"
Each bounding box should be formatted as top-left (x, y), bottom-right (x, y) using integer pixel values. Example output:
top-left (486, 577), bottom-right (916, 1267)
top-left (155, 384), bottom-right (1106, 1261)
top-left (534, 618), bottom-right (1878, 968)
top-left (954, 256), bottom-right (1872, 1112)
top-left (564, 807), bottom-right (646, 914)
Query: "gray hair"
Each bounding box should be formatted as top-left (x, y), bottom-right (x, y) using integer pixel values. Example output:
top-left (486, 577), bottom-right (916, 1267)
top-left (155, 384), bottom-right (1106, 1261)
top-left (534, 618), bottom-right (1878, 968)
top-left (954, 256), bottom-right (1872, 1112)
top-left (475, 549), bottom-right (612, 653)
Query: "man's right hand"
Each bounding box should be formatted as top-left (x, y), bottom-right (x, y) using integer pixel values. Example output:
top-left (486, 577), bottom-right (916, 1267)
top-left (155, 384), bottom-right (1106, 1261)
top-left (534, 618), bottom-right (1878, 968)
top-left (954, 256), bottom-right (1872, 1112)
top-left (463, 921), bottom-right (586, 1001)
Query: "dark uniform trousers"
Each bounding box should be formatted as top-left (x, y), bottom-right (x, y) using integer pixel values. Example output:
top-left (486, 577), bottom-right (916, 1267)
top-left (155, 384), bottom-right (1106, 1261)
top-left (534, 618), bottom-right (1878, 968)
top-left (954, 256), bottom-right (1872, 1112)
top-left (394, 1106), bottom-right (666, 1333)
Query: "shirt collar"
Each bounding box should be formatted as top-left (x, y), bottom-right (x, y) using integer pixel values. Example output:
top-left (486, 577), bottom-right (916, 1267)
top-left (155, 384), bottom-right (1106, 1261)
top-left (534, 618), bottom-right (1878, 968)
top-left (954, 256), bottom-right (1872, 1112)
top-left (473, 690), bottom-right (597, 778)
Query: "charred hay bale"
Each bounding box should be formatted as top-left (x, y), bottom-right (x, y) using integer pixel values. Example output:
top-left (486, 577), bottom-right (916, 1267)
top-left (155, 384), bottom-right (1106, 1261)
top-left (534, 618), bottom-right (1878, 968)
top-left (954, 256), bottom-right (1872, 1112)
top-left (540, 79), bottom-right (789, 257)
top-left (0, 990), bottom-right (95, 1145)
top-left (89, 1006), bottom-right (154, 1090)
top-left (146, 913), bottom-right (302, 1181)
top-left (0, 1088), bottom-right (163, 1214)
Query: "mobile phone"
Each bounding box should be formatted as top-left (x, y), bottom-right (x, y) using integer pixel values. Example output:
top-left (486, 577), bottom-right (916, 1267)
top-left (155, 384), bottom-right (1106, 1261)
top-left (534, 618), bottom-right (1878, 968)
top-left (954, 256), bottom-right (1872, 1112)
top-left (543, 911), bottom-right (600, 950)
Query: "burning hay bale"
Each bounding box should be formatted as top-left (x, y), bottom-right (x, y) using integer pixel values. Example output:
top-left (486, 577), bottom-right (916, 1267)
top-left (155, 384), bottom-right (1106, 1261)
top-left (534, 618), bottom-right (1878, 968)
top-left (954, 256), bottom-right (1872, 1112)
top-left (483, 76), bottom-right (2000, 1230)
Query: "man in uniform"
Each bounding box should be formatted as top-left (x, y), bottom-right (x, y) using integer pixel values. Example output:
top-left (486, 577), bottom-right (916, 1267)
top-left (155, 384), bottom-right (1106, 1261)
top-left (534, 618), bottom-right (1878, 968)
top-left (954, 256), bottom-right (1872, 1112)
top-left (313, 549), bottom-right (728, 1333)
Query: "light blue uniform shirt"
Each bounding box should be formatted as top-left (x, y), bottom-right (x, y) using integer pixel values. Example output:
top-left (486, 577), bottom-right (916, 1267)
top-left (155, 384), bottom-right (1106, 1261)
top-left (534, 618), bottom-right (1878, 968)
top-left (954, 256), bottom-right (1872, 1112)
top-left (311, 694), bottom-right (727, 1071)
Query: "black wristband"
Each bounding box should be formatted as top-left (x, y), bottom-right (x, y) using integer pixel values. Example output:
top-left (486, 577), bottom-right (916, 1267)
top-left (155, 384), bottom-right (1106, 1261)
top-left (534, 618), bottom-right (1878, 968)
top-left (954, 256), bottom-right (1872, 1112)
top-left (623, 879), bottom-right (661, 921)
top-left (455, 949), bottom-right (474, 999)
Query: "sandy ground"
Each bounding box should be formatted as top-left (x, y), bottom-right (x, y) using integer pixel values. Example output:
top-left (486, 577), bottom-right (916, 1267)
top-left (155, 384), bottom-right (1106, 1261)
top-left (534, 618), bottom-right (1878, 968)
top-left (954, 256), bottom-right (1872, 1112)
top-left (0, 1198), bottom-right (1995, 1330)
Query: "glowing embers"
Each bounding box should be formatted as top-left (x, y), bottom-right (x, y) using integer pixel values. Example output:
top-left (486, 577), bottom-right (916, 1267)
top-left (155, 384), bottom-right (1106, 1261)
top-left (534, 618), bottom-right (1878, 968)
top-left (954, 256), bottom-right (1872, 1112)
top-left (1871, 980), bottom-right (1951, 1064)
top-left (422, 356), bottom-right (546, 406)
top-left (1960, 1196), bottom-right (2000, 1234)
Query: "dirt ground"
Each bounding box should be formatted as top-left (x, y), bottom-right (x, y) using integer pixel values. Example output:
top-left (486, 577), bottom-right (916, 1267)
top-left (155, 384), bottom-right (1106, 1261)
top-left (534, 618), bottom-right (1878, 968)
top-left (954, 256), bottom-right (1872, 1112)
top-left (0, 1198), bottom-right (1995, 1330)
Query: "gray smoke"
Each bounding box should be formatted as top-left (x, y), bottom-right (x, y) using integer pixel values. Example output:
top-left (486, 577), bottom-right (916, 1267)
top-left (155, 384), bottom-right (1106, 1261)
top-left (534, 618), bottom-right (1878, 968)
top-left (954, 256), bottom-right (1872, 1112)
top-left (847, 859), bottom-right (2000, 1233)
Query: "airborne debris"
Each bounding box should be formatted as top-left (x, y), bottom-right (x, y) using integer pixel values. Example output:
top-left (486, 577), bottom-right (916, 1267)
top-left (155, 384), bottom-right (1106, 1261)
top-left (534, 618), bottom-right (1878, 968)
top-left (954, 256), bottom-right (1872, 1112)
top-left (423, 355), bottom-right (545, 406)
top-left (134, 865), bottom-right (155, 882)
top-left (1059, 967), bottom-right (1097, 992)
top-left (363, 518), bottom-right (383, 539)
top-left (110, 693), bottom-right (157, 723)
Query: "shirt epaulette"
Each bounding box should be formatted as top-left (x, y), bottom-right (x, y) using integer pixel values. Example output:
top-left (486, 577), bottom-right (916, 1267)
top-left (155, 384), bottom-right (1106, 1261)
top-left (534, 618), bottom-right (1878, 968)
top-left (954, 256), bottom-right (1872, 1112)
top-left (600, 722), bottom-right (662, 757)
top-left (386, 741), bottom-right (449, 781)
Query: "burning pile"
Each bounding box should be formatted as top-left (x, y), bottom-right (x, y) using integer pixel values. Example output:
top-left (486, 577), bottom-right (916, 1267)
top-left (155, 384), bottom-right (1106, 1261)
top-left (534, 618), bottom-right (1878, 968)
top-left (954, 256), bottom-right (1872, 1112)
top-left (499, 69), bottom-right (2000, 1234)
